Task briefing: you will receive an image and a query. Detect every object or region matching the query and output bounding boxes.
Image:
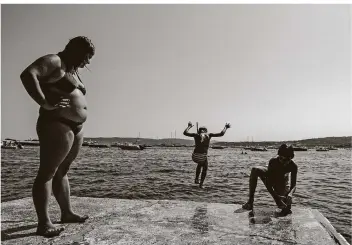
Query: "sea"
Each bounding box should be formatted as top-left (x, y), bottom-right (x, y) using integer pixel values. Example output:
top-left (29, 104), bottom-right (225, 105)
top-left (1, 146), bottom-right (351, 243)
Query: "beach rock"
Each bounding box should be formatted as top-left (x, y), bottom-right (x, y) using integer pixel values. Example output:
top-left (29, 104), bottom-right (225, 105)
top-left (1, 197), bottom-right (349, 245)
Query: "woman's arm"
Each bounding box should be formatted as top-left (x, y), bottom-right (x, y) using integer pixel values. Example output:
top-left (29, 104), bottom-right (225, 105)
top-left (209, 123), bottom-right (231, 137)
top-left (183, 121), bottom-right (197, 137)
top-left (20, 54), bottom-right (67, 110)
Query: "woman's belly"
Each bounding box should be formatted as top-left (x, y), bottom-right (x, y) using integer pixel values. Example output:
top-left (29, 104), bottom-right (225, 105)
top-left (46, 89), bottom-right (88, 123)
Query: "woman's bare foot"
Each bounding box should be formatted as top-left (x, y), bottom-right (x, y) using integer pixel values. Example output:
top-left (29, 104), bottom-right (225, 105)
top-left (61, 213), bottom-right (89, 223)
top-left (36, 224), bottom-right (65, 237)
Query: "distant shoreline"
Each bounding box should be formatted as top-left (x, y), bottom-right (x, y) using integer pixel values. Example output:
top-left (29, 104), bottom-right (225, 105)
top-left (4, 136), bottom-right (351, 148)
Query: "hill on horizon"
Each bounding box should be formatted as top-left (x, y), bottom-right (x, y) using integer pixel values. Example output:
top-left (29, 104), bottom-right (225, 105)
top-left (83, 136), bottom-right (351, 148)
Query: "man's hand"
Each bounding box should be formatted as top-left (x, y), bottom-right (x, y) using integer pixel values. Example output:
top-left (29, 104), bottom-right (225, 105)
top-left (188, 121), bottom-right (193, 128)
top-left (225, 122), bottom-right (231, 129)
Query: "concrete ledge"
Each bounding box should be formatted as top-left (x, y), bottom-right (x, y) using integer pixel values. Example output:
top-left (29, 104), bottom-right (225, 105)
top-left (1, 197), bottom-right (349, 245)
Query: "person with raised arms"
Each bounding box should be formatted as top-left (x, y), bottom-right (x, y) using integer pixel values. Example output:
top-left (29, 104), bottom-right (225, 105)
top-left (183, 121), bottom-right (231, 188)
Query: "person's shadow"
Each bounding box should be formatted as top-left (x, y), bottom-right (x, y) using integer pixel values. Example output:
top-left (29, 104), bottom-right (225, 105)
top-left (1, 221), bottom-right (37, 241)
top-left (248, 209), bottom-right (272, 225)
top-left (191, 206), bottom-right (209, 234)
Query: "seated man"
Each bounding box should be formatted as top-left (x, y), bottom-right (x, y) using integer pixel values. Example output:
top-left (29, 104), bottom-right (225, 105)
top-left (242, 144), bottom-right (298, 214)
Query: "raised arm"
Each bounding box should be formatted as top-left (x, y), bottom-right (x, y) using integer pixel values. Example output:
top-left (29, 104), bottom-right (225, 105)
top-left (209, 122), bottom-right (231, 138)
top-left (183, 121), bottom-right (197, 137)
top-left (20, 54), bottom-right (66, 110)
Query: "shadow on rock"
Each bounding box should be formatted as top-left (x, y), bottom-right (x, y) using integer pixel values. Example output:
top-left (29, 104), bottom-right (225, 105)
top-left (1, 223), bottom-right (37, 241)
top-left (191, 206), bottom-right (209, 234)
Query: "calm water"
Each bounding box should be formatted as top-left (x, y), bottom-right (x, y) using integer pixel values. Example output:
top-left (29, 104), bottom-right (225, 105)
top-left (2, 147), bottom-right (351, 243)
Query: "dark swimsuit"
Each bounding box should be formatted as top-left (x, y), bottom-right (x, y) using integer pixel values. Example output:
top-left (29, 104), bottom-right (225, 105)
top-left (38, 72), bottom-right (86, 135)
top-left (192, 134), bottom-right (210, 164)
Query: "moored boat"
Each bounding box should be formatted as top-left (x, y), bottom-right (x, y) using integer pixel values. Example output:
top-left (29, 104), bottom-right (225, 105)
top-left (316, 147), bottom-right (329, 152)
top-left (211, 146), bottom-right (225, 149)
top-left (250, 147), bottom-right (267, 152)
top-left (88, 143), bottom-right (110, 148)
top-left (112, 142), bottom-right (144, 150)
top-left (293, 146), bottom-right (308, 151)
top-left (1, 140), bottom-right (23, 149)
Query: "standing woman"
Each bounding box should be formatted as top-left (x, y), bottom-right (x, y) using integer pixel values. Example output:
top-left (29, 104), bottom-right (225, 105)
top-left (183, 121), bottom-right (231, 188)
top-left (20, 36), bottom-right (95, 237)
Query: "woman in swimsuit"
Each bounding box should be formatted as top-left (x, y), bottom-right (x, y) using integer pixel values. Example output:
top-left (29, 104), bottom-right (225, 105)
top-left (183, 121), bottom-right (231, 188)
top-left (20, 36), bottom-right (95, 237)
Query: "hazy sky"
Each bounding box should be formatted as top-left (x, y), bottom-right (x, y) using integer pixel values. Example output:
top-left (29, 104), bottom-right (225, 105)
top-left (1, 4), bottom-right (351, 141)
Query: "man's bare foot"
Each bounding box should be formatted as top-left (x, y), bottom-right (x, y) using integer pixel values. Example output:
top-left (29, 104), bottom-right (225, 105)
top-left (60, 213), bottom-right (89, 223)
top-left (36, 224), bottom-right (65, 237)
top-left (199, 183), bottom-right (203, 188)
top-left (242, 202), bottom-right (253, 210)
top-left (276, 208), bottom-right (292, 217)
top-left (275, 199), bottom-right (287, 209)
top-left (195, 179), bottom-right (199, 184)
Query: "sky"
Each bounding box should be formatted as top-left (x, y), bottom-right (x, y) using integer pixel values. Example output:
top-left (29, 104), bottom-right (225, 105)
top-left (1, 4), bottom-right (351, 142)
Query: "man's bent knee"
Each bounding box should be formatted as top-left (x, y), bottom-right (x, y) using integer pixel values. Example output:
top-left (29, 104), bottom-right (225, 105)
top-left (250, 167), bottom-right (260, 176)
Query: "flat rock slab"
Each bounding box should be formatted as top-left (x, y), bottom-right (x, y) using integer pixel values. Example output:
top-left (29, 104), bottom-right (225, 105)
top-left (1, 197), bottom-right (349, 245)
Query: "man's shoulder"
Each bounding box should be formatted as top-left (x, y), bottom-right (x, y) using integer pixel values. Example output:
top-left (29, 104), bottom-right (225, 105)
top-left (289, 160), bottom-right (298, 170)
top-left (269, 157), bottom-right (278, 164)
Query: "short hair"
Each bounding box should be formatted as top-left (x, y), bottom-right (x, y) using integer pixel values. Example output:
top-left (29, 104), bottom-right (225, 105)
top-left (198, 126), bottom-right (208, 133)
top-left (64, 36), bottom-right (95, 56)
top-left (278, 144), bottom-right (295, 159)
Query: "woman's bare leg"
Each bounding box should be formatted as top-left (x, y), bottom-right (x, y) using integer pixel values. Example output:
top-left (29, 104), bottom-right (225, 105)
top-left (34, 119), bottom-right (74, 236)
top-left (52, 127), bottom-right (88, 223)
top-left (195, 163), bottom-right (202, 184)
top-left (199, 160), bottom-right (208, 188)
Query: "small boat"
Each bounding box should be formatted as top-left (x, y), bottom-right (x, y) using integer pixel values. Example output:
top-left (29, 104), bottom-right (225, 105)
top-left (211, 146), bottom-right (225, 149)
top-left (293, 146), bottom-right (308, 151)
top-left (18, 140), bottom-right (39, 146)
top-left (266, 146), bottom-right (277, 150)
top-left (88, 143), bottom-right (110, 148)
top-left (250, 147), bottom-right (267, 152)
top-left (1, 140), bottom-right (23, 149)
top-left (327, 146), bottom-right (338, 150)
top-left (316, 147), bottom-right (329, 152)
top-left (83, 140), bottom-right (98, 146)
top-left (113, 142), bottom-right (144, 150)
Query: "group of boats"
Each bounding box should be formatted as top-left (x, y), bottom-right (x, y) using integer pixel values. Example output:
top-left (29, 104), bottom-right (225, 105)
top-left (316, 146), bottom-right (338, 151)
top-left (1, 138), bottom-right (342, 152)
top-left (83, 140), bottom-right (145, 150)
top-left (211, 145), bottom-right (340, 152)
top-left (1, 140), bottom-right (24, 149)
